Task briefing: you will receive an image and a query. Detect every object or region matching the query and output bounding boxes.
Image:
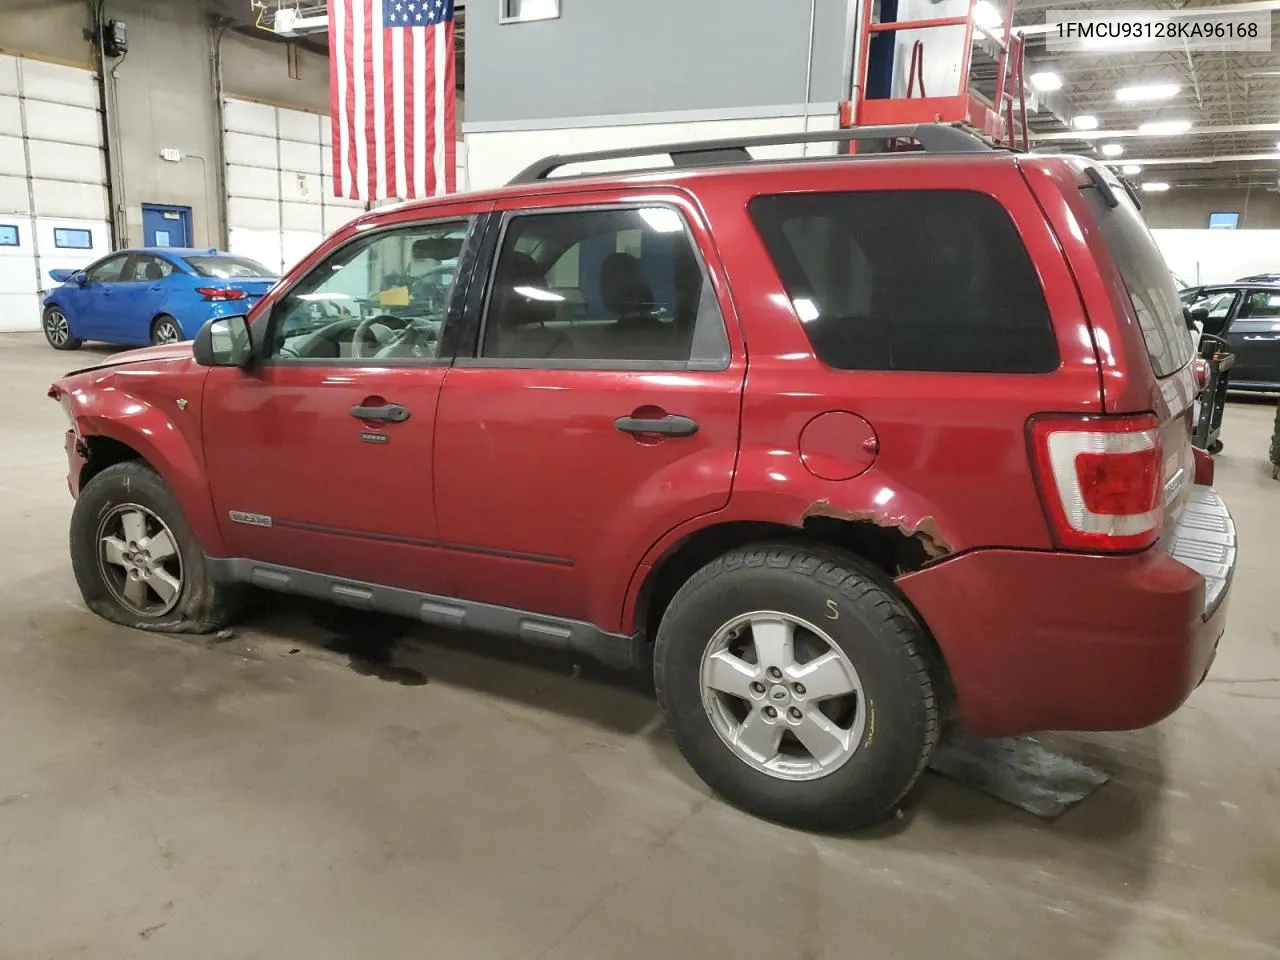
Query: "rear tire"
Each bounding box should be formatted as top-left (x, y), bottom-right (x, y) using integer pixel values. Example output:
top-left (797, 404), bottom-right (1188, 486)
top-left (150, 315), bottom-right (183, 345)
top-left (42, 306), bottom-right (81, 350)
top-left (70, 461), bottom-right (241, 634)
top-left (654, 541), bottom-right (941, 831)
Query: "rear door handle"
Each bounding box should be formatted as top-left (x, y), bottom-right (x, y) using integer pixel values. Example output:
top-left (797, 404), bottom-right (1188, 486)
top-left (614, 414), bottom-right (699, 437)
top-left (351, 403), bottom-right (411, 423)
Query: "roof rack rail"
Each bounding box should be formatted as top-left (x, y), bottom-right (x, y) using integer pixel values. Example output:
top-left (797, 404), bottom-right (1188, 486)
top-left (507, 123), bottom-right (996, 185)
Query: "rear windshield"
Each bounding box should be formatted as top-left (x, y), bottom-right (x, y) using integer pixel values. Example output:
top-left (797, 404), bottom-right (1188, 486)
top-left (748, 190), bottom-right (1058, 373)
top-left (183, 255), bottom-right (276, 279)
top-left (1080, 184), bottom-right (1191, 378)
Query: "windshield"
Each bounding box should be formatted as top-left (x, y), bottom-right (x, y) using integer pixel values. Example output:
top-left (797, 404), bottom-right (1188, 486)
top-left (184, 255), bottom-right (276, 279)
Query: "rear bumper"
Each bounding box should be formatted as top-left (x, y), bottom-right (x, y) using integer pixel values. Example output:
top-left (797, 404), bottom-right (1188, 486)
top-left (896, 485), bottom-right (1235, 736)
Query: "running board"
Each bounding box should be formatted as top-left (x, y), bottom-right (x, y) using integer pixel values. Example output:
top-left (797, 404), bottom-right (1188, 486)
top-left (207, 558), bottom-right (647, 670)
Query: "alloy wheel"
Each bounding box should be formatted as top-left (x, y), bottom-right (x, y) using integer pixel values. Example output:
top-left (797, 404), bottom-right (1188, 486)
top-left (96, 504), bottom-right (184, 617)
top-left (45, 310), bottom-right (69, 346)
top-left (154, 320), bottom-right (181, 345)
top-left (699, 611), bottom-right (866, 781)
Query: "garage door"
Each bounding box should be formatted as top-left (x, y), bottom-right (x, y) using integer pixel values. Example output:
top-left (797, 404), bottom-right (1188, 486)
top-left (0, 55), bottom-right (111, 333)
top-left (222, 98), bottom-right (367, 276)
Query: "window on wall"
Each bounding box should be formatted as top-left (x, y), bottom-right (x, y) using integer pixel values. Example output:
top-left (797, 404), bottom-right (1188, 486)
top-left (53, 228), bottom-right (93, 250)
top-left (479, 206), bottom-right (728, 367)
top-left (267, 219), bottom-right (470, 363)
top-left (500, 0), bottom-right (560, 23)
top-left (0, 224), bottom-right (18, 247)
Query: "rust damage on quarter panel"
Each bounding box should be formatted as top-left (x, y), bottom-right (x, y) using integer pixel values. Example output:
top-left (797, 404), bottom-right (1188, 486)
top-left (802, 501), bottom-right (953, 562)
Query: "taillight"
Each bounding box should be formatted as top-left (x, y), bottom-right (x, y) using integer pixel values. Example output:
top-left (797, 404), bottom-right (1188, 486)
top-left (1192, 358), bottom-right (1208, 393)
top-left (1028, 413), bottom-right (1164, 552)
top-left (196, 287), bottom-right (247, 302)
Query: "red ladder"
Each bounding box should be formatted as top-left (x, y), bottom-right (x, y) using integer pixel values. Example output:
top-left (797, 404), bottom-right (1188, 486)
top-left (841, 0), bottom-right (1028, 151)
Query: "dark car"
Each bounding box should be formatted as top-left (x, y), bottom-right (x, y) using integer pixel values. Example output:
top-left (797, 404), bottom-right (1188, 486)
top-left (1181, 283), bottom-right (1280, 391)
top-left (48, 125), bottom-right (1234, 832)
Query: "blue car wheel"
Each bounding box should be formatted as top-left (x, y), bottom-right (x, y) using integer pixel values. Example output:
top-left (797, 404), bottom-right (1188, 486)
top-left (150, 315), bottom-right (183, 346)
top-left (43, 305), bottom-right (83, 351)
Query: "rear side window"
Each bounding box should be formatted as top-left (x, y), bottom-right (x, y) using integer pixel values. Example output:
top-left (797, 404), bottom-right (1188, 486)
top-left (1080, 185), bottom-right (1192, 378)
top-left (749, 190), bottom-right (1058, 373)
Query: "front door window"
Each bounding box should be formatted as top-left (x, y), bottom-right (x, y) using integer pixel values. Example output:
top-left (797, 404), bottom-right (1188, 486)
top-left (268, 220), bottom-right (469, 363)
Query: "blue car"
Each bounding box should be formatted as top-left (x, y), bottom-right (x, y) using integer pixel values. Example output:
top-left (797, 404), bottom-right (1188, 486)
top-left (41, 247), bottom-right (278, 351)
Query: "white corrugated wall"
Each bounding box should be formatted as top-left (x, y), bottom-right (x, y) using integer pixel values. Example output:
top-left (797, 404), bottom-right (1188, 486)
top-left (0, 55), bottom-right (112, 332)
top-left (222, 98), bottom-right (366, 276)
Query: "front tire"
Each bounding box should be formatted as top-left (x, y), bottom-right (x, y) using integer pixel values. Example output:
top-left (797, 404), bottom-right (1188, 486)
top-left (150, 315), bottom-right (183, 345)
top-left (70, 461), bottom-right (240, 633)
top-left (43, 306), bottom-right (82, 350)
top-left (654, 542), bottom-right (941, 831)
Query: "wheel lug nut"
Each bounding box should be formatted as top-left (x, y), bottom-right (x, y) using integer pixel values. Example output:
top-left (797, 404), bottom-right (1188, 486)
top-left (793, 683), bottom-right (806, 695)
top-left (763, 706), bottom-right (777, 719)
top-left (766, 667), bottom-right (782, 681)
top-left (788, 707), bottom-right (803, 721)
top-left (749, 681), bottom-right (765, 694)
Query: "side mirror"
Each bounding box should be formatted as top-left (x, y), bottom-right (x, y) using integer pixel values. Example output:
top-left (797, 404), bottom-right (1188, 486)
top-left (1191, 307), bottom-right (1210, 323)
top-left (192, 315), bottom-right (253, 367)
top-left (72, 271), bottom-right (89, 286)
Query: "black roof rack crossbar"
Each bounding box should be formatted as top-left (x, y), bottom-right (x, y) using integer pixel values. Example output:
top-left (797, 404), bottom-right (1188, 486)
top-left (508, 123), bottom-right (996, 185)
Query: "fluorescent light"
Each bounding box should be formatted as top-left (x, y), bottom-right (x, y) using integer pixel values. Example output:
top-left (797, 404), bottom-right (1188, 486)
top-left (1100, 143), bottom-right (1124, 157)
top-left (1141, 181), bottom-right (1171, 193)
top-left (638, 208), bottom-right (684, 233)
top-left (1139, 119), bottom-right (1192, 136)
top-left (1030, 72), bottom-right (1062, 92)
top-left (1116, 83), bottom-right (1180, 102)
top-left (792, 298), bottom-right (820, 323)
top-left (1122, 164), bottom-right (1143, 175)
top-left (972, 0), bottom-right (1003, 30)
top-left (513, 285), bottom-right (564, 302)
top-left (1072, 115), bottom-right (1099, 130)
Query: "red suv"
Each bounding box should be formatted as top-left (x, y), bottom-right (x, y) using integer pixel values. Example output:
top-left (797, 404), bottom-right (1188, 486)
top-left (49, 125), bottom-right (1236, 830)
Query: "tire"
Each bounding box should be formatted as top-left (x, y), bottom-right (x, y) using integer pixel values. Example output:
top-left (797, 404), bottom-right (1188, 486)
top-left (42, 305), bottom-right (82, 350)
top-left (150, 315), bottom-right (184, 346)
top-left (1270, 401), bottom-right (1280, 479)
top-left (70, 461), bottom-right (241, 634)
top-left (1207, 439), bottom-right (1224, 455)
top-left (654, 542), bottom-right (941, 832)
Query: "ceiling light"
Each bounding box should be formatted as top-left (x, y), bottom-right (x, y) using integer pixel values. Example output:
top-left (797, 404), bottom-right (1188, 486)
top-left (1100, 143), bottom-right (1124, 157)
top-left (972, 0), bottom-right (1003, 30)
top-left (513, 286), bottom-right (565, 302)
top-left (1139, 119), bottom-right (1192, 136)
top-left (1116, 83), bottom-right (1180, 102)
top-left (1122, 164), bottom-right (1142, 176)
top-left (1072, 115), bottom-right (1099, 130)
top-left (1030, 72), bottom-right (1062, 92)
top-left (1141, 182), bottom-right (1171, 193)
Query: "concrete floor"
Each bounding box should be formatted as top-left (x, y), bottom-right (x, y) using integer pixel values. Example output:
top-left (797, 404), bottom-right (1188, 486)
top-left (1, 331), bottom-right (1278, 959)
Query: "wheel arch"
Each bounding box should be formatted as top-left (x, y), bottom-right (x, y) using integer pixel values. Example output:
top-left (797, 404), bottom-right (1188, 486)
top-left (69, 399), bottom-right (227, 557)
top-left (628, 514), bottom-right (943, 644)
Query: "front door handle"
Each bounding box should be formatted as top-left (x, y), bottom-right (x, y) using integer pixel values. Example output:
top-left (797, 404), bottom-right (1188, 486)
top-left (351, 402), bottom-right (411, 423)
top-left (614, 414), bottom-right (699, 437)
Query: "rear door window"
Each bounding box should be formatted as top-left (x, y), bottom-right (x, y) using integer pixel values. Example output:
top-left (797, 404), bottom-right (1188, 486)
top-left (1079, 184), bottom-right (1192, 378)
top-left (748, 190), bottom-right (1058, 373)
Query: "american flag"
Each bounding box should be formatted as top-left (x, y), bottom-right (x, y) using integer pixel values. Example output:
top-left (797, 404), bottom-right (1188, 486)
top-left (328, 0), bottom-right (457, 201)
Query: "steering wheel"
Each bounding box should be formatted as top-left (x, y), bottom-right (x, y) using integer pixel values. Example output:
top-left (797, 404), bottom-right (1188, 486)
top-left (351, 313), bottom-right (413, 359)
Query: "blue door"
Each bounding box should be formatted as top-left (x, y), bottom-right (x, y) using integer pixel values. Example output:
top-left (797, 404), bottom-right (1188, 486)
top-left (141, 204), bottom-right (192, 248)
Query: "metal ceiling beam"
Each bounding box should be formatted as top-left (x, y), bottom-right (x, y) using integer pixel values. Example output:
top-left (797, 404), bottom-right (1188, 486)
top-left (1103, 153), bottom-right (1280, 166)
top-left (1034, 121), bottom-right (1280, 140)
